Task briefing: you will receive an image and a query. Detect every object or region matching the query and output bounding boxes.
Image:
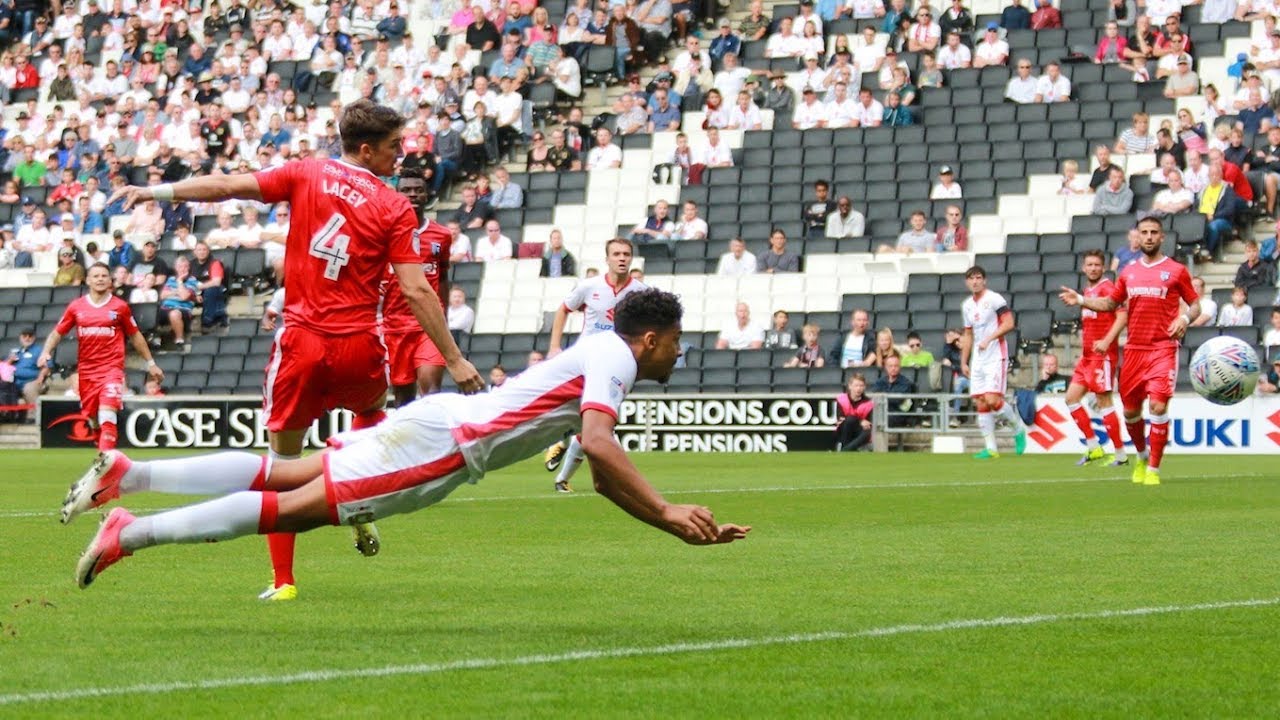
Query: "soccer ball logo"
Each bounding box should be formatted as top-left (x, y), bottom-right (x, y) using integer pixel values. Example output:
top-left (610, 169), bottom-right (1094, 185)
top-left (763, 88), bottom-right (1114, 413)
top-left (1189, 336), bottom-right (1260, 406)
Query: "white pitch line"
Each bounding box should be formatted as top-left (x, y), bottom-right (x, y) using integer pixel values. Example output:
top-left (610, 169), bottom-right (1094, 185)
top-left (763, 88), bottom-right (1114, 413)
top-left (0, 597), bottom-right (1275, 706)
top-left (0, 472), bottom-right (1267, 519)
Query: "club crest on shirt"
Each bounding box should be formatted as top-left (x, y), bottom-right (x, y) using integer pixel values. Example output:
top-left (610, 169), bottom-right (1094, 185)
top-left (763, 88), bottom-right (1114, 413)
top-left (1160, 271), bottom-right (1170, 281)
top-left (108, 311), bottom-right (117, 321)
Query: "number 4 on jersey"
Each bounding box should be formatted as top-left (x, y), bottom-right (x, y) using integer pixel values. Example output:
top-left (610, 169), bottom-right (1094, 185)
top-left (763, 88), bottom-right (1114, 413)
top-left (310, 214), bottom-right (352, 280)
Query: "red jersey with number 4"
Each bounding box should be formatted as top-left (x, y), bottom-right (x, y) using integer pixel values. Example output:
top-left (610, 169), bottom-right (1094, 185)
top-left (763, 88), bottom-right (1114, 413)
top-left (1107, 256), bottom-right (1197, 351)
top-left (382, 217), bottom-right (453, 334)
top-left (54, 295), bottom-right (139, 379)
top-left (1080, 278), bottom-right (1120, 363)
top-left (254, 158), bottom-right (418, 336)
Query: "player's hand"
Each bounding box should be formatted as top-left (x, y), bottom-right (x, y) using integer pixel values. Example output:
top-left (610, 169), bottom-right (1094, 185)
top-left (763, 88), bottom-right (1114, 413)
top-left (960, 361), bottom-right (970, 377)
top-left (1091, 339), bottom-right (1109, 354)
top-left (547, 346), bottom-right (563, 358)
top-left (1058, 286), bottom-right (1081, 306)
top-left (261, 308), bottom-right (279, 332)
top-left (148, 363), bottom-right (165, 384)
top-left (1167, 315), bottom-right (1189, 340)
top-left (662, 503), bottom-right (723, 544)
top-left (36, 351), bottom-right (51, 369)
top-left (106, 184), bottom-right (153, 212)
top-left (446, 356), bottom-right (485, 393)
top-left (977, 339), bottom-right (990, 351)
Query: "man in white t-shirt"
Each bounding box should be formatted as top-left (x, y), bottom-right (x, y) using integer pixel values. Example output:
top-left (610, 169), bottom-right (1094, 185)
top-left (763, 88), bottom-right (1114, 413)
top-left (66, 289), bottom-right (751, 592)
top-left (716, 237), bottom-right (757, 276)
top-left (585, 127), bottom-right (623, 169)
top-left (716, 302), bottom-right (765, 350)
top-left (853, 89), bottom-right (883, 127)
top-left (962, 265), bottom-right (1027, 459)
top-left (713, 52), bottom-right (752, 98)
top-left (1005, 59), bottom-right (1038, 103)
top-left (446, 287), bottom-right (475, 333)
top-left (825, 83), bottom-right (859, 128)
top-left (672, 200), bottom-right (709, 240)
top-left (1034, 61), bottom-right (1071, 102)
top-left (930, 166), bottom-right (963, 199)
top-left (973, 23), bottom-right (1009, 68)
top-left (792, 87), bottom-right (829, 129)
top-left (937, 31), bottom-right (972, 69)
top-left (473, 220), bottom-right (514, 262)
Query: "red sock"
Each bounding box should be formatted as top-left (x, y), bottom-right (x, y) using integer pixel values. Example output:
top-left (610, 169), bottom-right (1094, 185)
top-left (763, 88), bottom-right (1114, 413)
top-left (97, 421), bottom-right (118, 451)
top-left (1147, 415), bottom-right (1170, 470)
top-left (1068, 404), bottom-right (1095, 441)
top-left (267, 533), bottom-right (296, 588)
top-left (1126, 418), bottom-right (1147, 454)
top-left (352, 408), bottom-right (386, 430)
top-left (258, 491), bottom-right (279, 534)
top-left (1101, 409), bottom-right (1125, 454)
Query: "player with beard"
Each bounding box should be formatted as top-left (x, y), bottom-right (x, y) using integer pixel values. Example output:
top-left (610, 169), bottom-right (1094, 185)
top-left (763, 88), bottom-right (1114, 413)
top-left (1061, 249), bottom-right (1129, 467)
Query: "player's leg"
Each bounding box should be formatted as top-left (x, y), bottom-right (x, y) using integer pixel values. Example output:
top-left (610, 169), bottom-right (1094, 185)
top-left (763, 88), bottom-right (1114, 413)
top-left (554, 434), bottom-right (586, 490)
top-left (76, 476), bottom-right (332, 589)
top-left (1141, 363), bottom-right (1176, 485)
top-left (414, 333), bottom-right (448, 397)
top-left (1118, 352), bottom-right (1151, 483)
top-left (1094, 394), bottom-right (1128, 465)
top-left (1064, 380), bottom-right (1104, 465)
top-left (78, 376), bottom-right (102, 447)
top-left (94, 379), bottom-right (125, 452)
top-left (330, 330), bottom-right (396, 557)
top-left (416, 364), bottom-right (446, 397)
top-left (386, 330), bottom-right (419, 407)
top-left (972, 382), bottom-right (999, 458)
top-left (988, 361), bottom-right (1027, 453)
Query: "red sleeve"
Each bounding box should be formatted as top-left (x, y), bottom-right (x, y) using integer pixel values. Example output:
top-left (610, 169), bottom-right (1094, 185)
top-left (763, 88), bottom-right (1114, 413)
top-left (1176, 265), bottom-right (1198, 304)
top-left (116, 301), bottom-right (140, 336)
top-left (252, 161), bottom-right (303, 205)
top-left (55, 302), bottom-right (77, 335)
top-left (385, 198), bottom-right (420, 265)
top-left (1107, 272), bottom-right (1126, 303)
top-left (210, 259), bottom-right (225, 283)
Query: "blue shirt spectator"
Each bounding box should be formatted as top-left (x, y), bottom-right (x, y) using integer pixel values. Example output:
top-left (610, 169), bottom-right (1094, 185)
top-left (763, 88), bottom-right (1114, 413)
top-left (9, 332), bottom-right (46, 385)
top-left (260, 128), bottom-right (292, 149)
top-left (161, 274), bottom-right (200, 313)
top-left (107, 234), bottom-right (136, 269)
top-left (78, 209), bottom-right (106, 234)
top-left (649, 100), bottom-right (682, 132)
top-left (376, 13), bottom-right (407, 39)
top-left (708, 24), bottom-right (741, 62)
top-left (1001, 1), bottom-right (1031, 29)
top-left (488, 55), bottom-right (522, 80)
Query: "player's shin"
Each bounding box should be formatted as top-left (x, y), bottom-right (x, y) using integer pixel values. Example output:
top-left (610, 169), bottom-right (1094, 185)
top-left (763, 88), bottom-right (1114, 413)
top-left (977, 411), bottom-right (997, 451)
top-left (266, 449), bottom-right (299, 589)
top-left (122, 452), bottom-right (270, 495)
top-left (993, 398), bottom-right (1025, 431)
top-left (118, 491), bottom-right (277, 551)
top-left (1067, 402), bottom-right (1099, 449)
top-left (556, 434), bottom-right (586, 484)
top-left (1125, 416), bottom-right (1148, 456)
top-left (1100, 406), bottom-right (1127, 460)
top-left (97, 409), bottom-right (118, 452)
top-left (1147, 414), bottom-right (1170, 471)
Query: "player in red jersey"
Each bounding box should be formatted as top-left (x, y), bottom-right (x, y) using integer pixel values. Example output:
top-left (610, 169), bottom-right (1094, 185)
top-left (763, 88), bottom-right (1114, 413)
top-left (1062, 250), bottom-right (1129, 468)
top-left (382, 167), bottom-right (452, 405)
top-left (1061, 216), bottom-right (1199, 485)
top-left (108, 100), bottom-right (484, 600)
top-left (37, 264), bottom-right (164, 453)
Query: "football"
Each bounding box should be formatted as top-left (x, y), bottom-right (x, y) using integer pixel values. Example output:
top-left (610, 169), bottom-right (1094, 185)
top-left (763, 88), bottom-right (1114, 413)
top-left (1189, 336), bottom-right (1261, 406)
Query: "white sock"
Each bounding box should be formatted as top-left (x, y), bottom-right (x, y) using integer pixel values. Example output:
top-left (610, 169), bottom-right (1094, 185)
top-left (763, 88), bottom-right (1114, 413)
top-left (123, 452), bottom-right (267, 496)
top-left (978, 412), bottom-right (997, 452)
top-left (269, 449), bottom-right (301, 461)
top-left (556, 435), bottom-right (586, 483)
top-left (120, 492), bottom-right (264, 551)
top-left (997, 401), bottom-right (1025, 431)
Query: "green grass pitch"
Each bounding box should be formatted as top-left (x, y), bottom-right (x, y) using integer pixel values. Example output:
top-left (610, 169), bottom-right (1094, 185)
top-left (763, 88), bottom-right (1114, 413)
top-left (1, 450), bottom-right (1278, 717)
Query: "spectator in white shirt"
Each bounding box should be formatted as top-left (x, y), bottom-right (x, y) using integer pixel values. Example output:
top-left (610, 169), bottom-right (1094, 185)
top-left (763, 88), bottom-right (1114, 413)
top-left (671, 35), bottom-right (711, 75)
top-left (1218, 286), bottom-right (1254, 327)
top-left (853, 26), bottom-right (886, 73)
top-left (765, 17), bottom-right (806, 58)
top-left (1005, 59), bottom-right (1038, 103)
top-left (907, 8), bottom-right (941, 52)
top-left (447, 287), bottom-right (476, 333)
top-left (1150, 169), bottom-right (1194, 216)
top-left (973, 23), bottom-right (1009, 67)
top-left (716, 237), bottom-right (757, 276)
top-left (727, 90), bottom-right (763, 130)
top-left (825, 82), bottom-right (859, 128)
top-left (792, 87), bottom-right (829, 129)
top-left (826, 196), bottom-right (866, 237)
top-left (1034, 61), bottom-right (1071, 102)
top-left (853, 89), bottom-right (883, 127)
top-left (585, 127), bottom-right (622, 169)
top-left (698, 127), bottom-right (734, 168)
top-left (1058, 159), bottom-right (1091, 195)
top-left (930, 166), bottom-right (963, 199)
top-left (474, 220), bottom-right (515, 262)
top-left (713, 52), bottom-right (752, 98)
top-left (937, 31), bottom-right (972, 69)
top-left (447, 220), bottom-right (473, 263)
top-left (716, 302), bottom-right (766, 350)
top-left (672, 200), bottom-right (709, 240)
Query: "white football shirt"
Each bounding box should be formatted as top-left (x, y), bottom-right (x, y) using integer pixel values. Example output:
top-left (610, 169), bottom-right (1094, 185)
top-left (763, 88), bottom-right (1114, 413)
top-left (562, 275), bottom-right (649, 338)
top-left (962, 289), bottom-right (1011, 366)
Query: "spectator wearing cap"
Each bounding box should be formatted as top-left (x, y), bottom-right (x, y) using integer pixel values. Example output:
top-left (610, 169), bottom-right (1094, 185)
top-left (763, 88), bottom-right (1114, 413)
top-left (1164, 54), bottom-right (1199, 98)
top-left (54, 245), bottom-right (86, 287)
top-left (974, 23), bottom-right (1009, 67)
top-left (9, 328), bottom-right (49, 419)
top-left (930, 166), bottom-right (963, 199)
top-left (709, 19), bottom-right (741, 64)
top-left (1001, 0), bottom-right (1032, 29)
top-left (1093, 166), bottom-right (1134, 215)
top-left (1030, 0), bottom-right (1062, 29)
top-left (131, 240), bottom-right (171, 290)
top-left (766, 71), bottom-right (796, 114)
top-left (377, 2), bottom-right (407, 40)
top-left (793, 87), bottom-right (828, 129)
top-left (827, 197), bottom-right (866, 238)
top-left (107, 230), bottom-right (135, 270)
top-left (937, 31), bottom-right (972, 69)
top-left (54, 215), bottom-right (82, 250)
top-left (1034, 61), bottom-right (1071, 102)
top-left (758, 229), bottom-right (801, 273)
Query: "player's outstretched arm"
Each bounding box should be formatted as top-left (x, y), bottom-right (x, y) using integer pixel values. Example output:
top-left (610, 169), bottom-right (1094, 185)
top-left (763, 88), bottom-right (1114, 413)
top-left (35, 329), bottom-right (63, 370)
top-left (1059, 286), bottom-right (1119, 313)
top-left (547, 305), bottom-right (570, 357)
top-left (391, 262), bottom-right (484, 393)
top-left (581, 409), bottom-right (750, 545)
top-left (107, 174), bottom-right (265, 211)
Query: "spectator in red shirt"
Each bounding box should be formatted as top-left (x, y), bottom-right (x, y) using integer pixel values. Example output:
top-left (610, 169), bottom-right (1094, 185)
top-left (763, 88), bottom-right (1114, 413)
top-left (1208, 148), bottom-right (1255, 202)
top-left (1030, 0), bottom-right (1062, 29)
top-left (48, 169), bottom-right (84, 205)
top-left (12, 55), bottom-right (39, 89)
top-left (835, 373), bottom-right (874, 451)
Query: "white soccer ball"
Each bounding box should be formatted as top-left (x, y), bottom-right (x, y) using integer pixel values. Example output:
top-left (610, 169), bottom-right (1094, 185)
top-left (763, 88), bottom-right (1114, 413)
top-left (1189, 336), bottom-right (1260, 406)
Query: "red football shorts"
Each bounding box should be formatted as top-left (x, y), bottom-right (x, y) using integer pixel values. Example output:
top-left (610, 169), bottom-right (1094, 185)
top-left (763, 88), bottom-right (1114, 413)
top-left (263, 326), bottom-right (387, 432)
top-left (1118, 347), bottom-right (1178, 411)
top-left (79, 371), bottom-right (124, 422)
top-left (383, 329), bottom-right (446, 386)
top-left (1070, 354), bottom-right (1117, 395)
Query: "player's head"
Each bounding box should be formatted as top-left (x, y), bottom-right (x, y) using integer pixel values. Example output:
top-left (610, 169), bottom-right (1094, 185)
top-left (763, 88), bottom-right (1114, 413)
top-left (605, 237), bottom-right (633, 278)
top-left (1081, 249), bottom-right (1106, 282)
top-left (339, 99), bottom-right (406, 176)
top-left (1134, 215), bottom-right (1164, 257)
top-left (964, 265), bottom-right (987, 295)
top-left (613, 288), bottom-right (684, 383)
top-left (397, 166), bottom-right (428, 213)
top-left (86, 262), bottom-right (112, 293)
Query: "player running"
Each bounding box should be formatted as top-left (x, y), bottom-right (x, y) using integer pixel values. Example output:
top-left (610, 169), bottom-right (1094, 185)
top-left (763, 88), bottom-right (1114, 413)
top-left (1063, 249), bottom-right (1129, 468)
top-left (542, 238), bottom-right (647, 492)
top-left (1060, 216), bottom-right (1199, 485)
top-left (66, 290), bottom-right (751, 591)
top-left (106, 99), bottom-right (484, 601)
top-left (38, 264), bottom-right (164, 452)
top-left (382, 167), bottom-right (452, 405)
top-left (960, 265), bottom-right (1028, 459)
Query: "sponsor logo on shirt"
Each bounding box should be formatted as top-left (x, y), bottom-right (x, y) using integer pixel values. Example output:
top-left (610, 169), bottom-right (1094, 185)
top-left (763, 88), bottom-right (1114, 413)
top-left (1128, 286), bottom-right (1169, 299)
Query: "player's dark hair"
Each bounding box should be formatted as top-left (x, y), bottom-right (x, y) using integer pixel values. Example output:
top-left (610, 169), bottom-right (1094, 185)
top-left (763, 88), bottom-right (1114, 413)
top-left (339, 99), bottom-right (406, 154)
top-left (1135, 214), bottom-right (1163, 230)
top-left (1082, 248), bottom-right (1106, 263)
top-left (605, 237), bottom-right (633, 254)
top-left (965, 265), bottom-right (986, 279)
top-left (614, 289), bottom-right (683, 338)
top-left (88, 261), bottom-right (110, 274)
top-left (398, 166), bottom-right (425, 182)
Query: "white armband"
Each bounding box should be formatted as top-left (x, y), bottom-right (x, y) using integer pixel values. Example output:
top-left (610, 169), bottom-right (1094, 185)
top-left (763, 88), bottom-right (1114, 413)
top-left (151, 184), bottom-right (175, 202)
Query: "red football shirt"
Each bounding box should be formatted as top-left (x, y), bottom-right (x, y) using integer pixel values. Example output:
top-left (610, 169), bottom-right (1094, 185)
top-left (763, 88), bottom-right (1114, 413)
top-left (254, 158), bottom-right (418, 335)
top-left (54, 295), bottom-right (139, 379)
top-left (1107, 256), bottom-right (1197, 351)
top-left (1080, 278), bottom-right (1120, 363)
top-left (381, 217), bottom-right (453, 334)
